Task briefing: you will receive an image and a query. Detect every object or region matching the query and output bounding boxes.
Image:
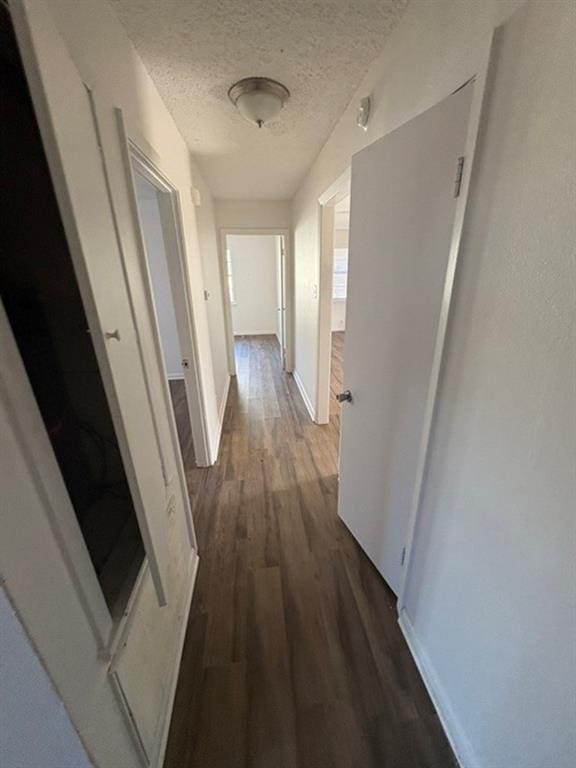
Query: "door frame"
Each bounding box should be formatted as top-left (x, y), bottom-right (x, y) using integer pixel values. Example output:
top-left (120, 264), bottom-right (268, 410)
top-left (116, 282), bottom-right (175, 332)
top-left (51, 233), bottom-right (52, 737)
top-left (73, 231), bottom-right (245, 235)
top-left (316, 42), bottom-right (494, 609)
top-left (316, 168), bottom-right (351, 424)
top-left (397, 37), bottom-right (494, 611)
top-left (127, 145), bottom-right (210, 476)
top-left (123, 141), bottom-right (211, 475)
top-left (218, 228), bottom-right (292, 374)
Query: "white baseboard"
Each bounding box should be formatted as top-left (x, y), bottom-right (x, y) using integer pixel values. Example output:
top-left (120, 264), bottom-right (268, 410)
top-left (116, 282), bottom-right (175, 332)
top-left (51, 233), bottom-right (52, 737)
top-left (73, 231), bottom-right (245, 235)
top-left (233, 330), bottom-right (276, 336)
top-left (152, 551), bottom-right (199, 768)
top-left (398, 610), bottom-right (478, 768)
top-left (292, 369), bottom-right (315, 422)
top-left (166, 373), bottom-right (185, 381)
top-left (211, 374), bottom-right (230, 464)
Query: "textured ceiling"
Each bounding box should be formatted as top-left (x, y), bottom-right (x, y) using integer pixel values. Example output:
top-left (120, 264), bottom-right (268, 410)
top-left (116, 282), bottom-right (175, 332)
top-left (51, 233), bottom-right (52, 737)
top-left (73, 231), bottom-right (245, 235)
top-left (108, 0), bottom-right (408, 199)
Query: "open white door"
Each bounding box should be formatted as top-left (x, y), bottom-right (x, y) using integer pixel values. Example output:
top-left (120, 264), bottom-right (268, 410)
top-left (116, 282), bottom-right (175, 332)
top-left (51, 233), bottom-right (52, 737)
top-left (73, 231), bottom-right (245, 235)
top-left (13, 0), bottom-right (169, 604)
top-left (338, 82), bottom-right (474, 595)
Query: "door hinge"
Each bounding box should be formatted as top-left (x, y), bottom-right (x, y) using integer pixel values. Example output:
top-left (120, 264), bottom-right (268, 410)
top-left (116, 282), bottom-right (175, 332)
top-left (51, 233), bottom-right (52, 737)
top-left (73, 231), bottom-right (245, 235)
top-left (454, 156), bottom-right (465, 198)
top-left (401, 546), bottom-right (407, 566)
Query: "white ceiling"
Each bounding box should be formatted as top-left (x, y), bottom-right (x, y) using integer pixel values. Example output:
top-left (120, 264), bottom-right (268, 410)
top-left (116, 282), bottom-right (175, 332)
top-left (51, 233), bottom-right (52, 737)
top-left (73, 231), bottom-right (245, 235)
top-left (108, 0), bottom-right (408, 200)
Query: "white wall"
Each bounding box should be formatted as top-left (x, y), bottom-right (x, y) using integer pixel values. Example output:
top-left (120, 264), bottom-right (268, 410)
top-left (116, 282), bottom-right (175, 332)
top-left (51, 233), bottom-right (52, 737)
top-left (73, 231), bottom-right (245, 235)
top-left (0, 588), bottom-right (92, 768)
top-left (135, 173), bottom-right (182, 378)
top-left (228, 235), bottom-right (278, 336)
top-left (292, 1), bottom-right (576, 766)
top-left (216, 199), bottom-right (291, 230)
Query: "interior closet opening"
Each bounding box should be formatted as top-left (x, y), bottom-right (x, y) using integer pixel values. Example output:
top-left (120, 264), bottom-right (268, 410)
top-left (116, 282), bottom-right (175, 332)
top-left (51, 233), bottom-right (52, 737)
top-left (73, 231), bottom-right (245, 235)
top-left (0, 7), bottom-right (144, 621)
top-left (224, 233), bottom-right (288, 369)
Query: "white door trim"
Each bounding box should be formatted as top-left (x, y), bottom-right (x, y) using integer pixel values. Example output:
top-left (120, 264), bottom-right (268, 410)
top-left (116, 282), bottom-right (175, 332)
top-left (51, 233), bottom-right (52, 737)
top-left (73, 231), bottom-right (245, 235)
top-left (115, 123), bottom-right (205, 546)
top-left (316, 168), bottom-right (351, 424)
top-left (124, 144), bottom-right (206, 534)
top-left (397, 34), bottom-right (494, 611)
top-left (218, 228), bottom-right (293, 374)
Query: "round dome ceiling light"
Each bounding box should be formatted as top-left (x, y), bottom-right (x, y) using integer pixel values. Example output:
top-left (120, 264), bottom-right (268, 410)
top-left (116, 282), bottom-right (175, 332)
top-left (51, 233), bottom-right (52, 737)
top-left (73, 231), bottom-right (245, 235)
top-left (228, 77), bottom-right (290, 128)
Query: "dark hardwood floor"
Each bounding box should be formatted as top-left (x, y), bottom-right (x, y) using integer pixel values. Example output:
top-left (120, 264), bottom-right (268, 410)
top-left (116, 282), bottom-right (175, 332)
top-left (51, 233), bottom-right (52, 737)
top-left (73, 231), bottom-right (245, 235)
top-left (164, 334), bottom-right (455, 768)
top-left (169, 378), bottom-right (196, 470)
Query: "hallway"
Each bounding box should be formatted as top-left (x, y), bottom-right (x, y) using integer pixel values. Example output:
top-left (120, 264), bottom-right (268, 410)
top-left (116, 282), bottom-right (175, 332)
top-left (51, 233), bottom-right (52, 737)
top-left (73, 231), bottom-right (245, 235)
top-left (164, 335), bottom-right (455, 768)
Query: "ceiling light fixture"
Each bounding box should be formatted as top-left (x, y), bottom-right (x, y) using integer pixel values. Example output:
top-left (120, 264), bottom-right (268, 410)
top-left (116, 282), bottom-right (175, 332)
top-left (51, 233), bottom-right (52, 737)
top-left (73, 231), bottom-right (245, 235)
top-left (228, 77), bottom-right (290, 128)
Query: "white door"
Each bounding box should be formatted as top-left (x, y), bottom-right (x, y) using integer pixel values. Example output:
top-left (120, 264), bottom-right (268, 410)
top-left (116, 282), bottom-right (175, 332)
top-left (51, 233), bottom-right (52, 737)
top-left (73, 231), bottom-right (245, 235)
top-left (338, 82), bottom-right (474, 594)
top-left (14, 0), bottom-right (170, 603)
top-left (276, 236), bottom-right (287, 368)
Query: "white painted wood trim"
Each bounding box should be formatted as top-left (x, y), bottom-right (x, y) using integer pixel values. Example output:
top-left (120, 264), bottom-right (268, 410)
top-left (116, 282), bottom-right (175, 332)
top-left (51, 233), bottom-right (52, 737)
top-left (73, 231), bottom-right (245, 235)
top-left (108, 669), bottom-right (149, 767)
top-left (151, 552), bottom-right (199, 768)
top-left (318, 166), bottom-right (352, 206)
top-left (397, 33), bottom-right (495, 610)
top-left (211, 373), bottom-right (231, 464)
top-left (109, 551), bottom-right (199, 768)
top-left (218, 228), bottom-right (293, 375)
top-left (218, 229), bottom-right (237, 377)
top-left (398, 611), bottom-right (477, 768)
top-left (0, 301), bottom-right (113, 651)
top-left (88, 95), bottom-right (171, 493)
top-left (127, 125), bottom-right (212, 472)
top-left (166, 373), bottom-right (185, 381)
top-left (113, 112), bottom-right (200, 550)
top-left (292, 369), bottom-right (315, 422)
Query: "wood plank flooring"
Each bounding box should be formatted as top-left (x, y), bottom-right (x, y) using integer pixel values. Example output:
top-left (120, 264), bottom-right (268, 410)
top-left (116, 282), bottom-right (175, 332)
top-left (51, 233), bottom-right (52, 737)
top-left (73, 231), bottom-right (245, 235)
top-left (169, 378), bottom-right (196, 470)
top-left (164, 334), bottom-right (455, 768)
top-left (330, 331), bottom-right (345, 427)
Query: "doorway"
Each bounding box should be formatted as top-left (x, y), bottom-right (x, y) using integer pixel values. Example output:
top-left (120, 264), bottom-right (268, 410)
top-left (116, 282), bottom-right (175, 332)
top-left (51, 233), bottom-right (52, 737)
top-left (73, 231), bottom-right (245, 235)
top-left (328, 195), bottom-right (350, 438)
top-left (336, 78), bottom-right (484, 598)
top-left (221, 231), bottom-right (290, 372)
top-left (317, 170), bottom-right (351, 430)
top-left (131, 161), bottom-right (200, 472)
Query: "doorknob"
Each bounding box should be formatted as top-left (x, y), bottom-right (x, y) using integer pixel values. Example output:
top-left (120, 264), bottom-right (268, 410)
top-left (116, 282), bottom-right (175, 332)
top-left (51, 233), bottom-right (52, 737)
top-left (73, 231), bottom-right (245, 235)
top-left (337, 390), bottom-right (352, 403)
